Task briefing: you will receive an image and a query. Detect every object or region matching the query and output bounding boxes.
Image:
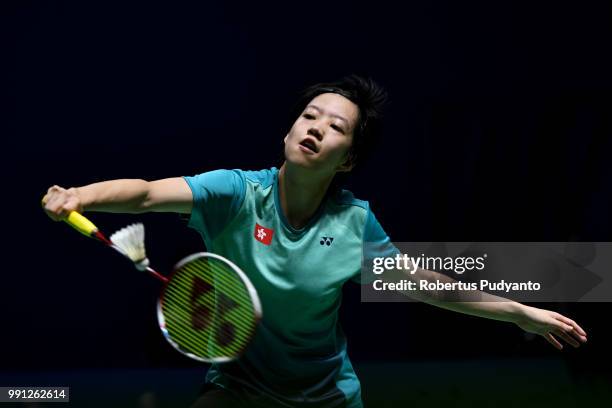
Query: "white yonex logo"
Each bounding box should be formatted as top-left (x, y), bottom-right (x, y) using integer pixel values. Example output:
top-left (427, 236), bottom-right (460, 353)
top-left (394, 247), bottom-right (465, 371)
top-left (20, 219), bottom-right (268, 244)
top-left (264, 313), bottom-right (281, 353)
top-left (257, 228), bottom-right (267, 240)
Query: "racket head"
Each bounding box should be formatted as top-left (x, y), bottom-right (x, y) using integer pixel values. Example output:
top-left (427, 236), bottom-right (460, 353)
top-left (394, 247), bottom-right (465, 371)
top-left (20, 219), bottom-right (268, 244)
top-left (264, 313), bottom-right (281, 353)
top-left (157, 252), bottom-right (262, 363)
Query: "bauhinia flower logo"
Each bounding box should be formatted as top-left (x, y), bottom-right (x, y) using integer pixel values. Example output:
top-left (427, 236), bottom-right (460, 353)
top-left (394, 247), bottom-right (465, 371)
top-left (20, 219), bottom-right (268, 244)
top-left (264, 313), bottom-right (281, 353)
top-left (254, 223), bottom-right (274, 245)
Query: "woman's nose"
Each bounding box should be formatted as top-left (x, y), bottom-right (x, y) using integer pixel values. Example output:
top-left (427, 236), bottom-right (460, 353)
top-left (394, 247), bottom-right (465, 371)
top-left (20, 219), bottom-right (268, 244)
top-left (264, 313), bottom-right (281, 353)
top-left (307, 125), bottom-right (324, 140)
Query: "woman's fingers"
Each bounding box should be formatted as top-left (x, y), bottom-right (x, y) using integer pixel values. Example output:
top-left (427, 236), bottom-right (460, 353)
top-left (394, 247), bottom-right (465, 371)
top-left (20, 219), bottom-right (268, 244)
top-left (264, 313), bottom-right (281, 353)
top-left (553, 329), bottom-right (580, 348)
top-left (549, 319), bottom-right (584, 348)
top-left (545, 333), bottom-right (563, 350)
top-left (555, 314), bottom-right (587, 338)
top-left (571, 330), bottom-right (588, 343)
top-left (42, 185), bottom-right (82, 221)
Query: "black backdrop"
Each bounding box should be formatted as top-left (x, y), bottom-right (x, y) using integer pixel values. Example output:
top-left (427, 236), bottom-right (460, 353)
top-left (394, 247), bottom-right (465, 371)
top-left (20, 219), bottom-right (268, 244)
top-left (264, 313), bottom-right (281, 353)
top-left (3, 0), bottom-right (611, 405)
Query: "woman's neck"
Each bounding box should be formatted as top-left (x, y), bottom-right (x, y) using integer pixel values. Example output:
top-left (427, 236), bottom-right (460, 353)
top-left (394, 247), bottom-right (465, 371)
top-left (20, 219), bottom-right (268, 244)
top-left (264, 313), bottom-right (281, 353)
top-left (278, 163), bottom-right (334, 230)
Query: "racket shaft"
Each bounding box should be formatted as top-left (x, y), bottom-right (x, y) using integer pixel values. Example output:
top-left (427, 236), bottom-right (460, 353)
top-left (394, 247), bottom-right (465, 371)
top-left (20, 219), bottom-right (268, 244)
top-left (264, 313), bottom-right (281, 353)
top-left (63, 211), bottom-right (168, 282)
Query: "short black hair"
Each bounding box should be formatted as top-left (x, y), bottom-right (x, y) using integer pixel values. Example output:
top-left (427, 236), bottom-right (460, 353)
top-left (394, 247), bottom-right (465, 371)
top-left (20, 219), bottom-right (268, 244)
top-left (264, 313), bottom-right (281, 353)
top-left (290, 74), bottom-right (389, 168)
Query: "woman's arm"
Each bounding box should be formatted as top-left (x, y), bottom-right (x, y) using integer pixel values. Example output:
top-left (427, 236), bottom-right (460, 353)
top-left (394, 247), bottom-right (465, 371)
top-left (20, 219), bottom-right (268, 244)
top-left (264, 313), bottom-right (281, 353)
top-left (42, 177), bottom-right (193, 219)
top-left (394, 265), bottom-right (588, 350)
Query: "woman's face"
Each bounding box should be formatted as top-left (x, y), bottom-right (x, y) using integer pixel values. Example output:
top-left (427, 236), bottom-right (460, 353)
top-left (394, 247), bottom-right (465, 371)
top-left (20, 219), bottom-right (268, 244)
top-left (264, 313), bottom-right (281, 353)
top-left (284, 92), bottom-right (359, 175)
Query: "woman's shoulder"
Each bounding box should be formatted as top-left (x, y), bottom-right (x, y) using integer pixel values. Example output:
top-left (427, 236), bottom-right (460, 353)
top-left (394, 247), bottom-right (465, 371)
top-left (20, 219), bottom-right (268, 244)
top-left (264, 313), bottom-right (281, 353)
top-left (241, 167), bottom-right (277, 189)
top-left (330, 188), bottom-right (369, 211)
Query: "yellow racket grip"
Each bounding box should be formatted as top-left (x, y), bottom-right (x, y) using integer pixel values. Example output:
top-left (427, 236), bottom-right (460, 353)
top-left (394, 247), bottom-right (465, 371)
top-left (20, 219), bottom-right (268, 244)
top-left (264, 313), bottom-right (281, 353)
top-left (65, 211), bottom-right (99, 237)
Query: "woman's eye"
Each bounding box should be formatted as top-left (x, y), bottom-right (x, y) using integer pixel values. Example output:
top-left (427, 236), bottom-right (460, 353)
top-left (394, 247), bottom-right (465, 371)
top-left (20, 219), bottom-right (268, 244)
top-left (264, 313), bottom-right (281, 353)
top-left (303, 113), bottom-right (315, 119)
top-left (331, 125), bottom-right (344, 133)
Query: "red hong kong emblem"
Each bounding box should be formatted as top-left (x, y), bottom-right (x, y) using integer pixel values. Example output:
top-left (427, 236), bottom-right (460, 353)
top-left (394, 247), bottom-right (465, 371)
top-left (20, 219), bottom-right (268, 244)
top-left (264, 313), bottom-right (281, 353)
top-left (254, 223), bottom-right (274, 245)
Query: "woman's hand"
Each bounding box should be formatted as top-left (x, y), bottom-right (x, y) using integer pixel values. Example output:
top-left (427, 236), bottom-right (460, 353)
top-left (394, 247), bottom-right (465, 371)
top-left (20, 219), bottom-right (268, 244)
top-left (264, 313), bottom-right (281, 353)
top-left (42, 185), bottom-right (83, 221)
top-left (515, 305), bottom-right (588, 350)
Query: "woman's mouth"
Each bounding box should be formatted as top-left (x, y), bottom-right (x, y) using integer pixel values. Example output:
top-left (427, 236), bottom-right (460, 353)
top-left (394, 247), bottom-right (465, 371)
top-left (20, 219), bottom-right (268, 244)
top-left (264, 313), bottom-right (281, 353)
top-left (299, 138), bottom-right (318, 154)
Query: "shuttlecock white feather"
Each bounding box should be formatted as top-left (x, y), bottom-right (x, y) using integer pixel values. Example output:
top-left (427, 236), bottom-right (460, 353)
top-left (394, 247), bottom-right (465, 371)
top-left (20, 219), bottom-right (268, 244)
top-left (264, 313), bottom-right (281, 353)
top-left (110, 223), bottom-right (150, 271)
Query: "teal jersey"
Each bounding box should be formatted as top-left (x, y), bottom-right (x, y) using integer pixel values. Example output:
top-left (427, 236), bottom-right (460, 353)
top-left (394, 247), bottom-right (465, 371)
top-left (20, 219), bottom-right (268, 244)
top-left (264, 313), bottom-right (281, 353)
top-left (184, 167), bottom-right (398, 408)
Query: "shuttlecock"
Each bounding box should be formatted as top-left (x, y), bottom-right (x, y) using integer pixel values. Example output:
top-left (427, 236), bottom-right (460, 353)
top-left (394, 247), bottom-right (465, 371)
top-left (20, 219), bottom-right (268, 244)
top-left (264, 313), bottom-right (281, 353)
top-left (110, 223), bottom-right (150, 271)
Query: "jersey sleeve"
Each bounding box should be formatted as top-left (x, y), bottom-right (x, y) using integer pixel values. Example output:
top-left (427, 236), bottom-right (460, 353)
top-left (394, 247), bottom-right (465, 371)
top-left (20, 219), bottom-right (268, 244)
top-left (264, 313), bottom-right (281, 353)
top-left (352, 206), bottom-right (400, 284)
top-left (183, 169), bottom-right (246, 242)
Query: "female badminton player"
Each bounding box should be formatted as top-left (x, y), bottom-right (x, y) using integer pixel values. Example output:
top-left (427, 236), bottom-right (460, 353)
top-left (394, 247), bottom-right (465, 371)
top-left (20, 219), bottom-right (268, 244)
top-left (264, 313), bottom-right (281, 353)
top-left (43, 75), bottom-right (587, 408)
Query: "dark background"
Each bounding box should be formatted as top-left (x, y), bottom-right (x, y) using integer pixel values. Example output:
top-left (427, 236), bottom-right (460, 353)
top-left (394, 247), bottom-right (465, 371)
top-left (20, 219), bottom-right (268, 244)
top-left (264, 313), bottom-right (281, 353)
top-left (3, 1), bottom-right (611, 406)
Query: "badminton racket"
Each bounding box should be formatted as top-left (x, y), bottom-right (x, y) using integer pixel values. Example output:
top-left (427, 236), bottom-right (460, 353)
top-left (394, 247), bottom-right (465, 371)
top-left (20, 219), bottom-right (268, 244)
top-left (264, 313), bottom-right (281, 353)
top-left (58, 211), bottom-right (262, 362)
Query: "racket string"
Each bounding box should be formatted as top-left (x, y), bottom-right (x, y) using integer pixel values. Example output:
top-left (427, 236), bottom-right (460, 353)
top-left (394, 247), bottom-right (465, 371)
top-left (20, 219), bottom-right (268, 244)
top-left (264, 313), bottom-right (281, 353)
top-left (161, 256), bottom-right (258, 360)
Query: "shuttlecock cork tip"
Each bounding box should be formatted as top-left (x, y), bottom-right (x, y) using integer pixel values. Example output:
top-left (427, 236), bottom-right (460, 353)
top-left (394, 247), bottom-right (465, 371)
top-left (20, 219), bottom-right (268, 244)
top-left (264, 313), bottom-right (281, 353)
top-left (110, 223), bottom-right (149, 267)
